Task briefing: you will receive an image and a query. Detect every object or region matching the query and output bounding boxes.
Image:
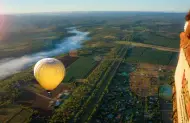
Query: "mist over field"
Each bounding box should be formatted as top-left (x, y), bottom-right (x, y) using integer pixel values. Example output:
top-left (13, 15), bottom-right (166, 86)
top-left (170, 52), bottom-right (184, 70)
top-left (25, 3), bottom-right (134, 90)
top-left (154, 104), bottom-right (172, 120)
top-left (0, 29), bottom-right (89, 80)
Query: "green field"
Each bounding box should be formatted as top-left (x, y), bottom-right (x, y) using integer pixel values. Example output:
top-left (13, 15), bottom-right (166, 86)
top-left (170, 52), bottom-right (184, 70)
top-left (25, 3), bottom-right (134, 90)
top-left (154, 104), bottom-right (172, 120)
top-left (63, 56), bottom-right (98, 82)
top-left (132, 32), bottom-right (179, 48)
top-left (125, 47), bottom-right (178, 66)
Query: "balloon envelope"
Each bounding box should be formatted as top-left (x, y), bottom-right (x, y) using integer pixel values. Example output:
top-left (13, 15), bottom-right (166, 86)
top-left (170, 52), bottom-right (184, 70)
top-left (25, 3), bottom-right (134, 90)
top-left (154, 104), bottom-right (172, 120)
top-left (34, 58), bottom-right (65, 91)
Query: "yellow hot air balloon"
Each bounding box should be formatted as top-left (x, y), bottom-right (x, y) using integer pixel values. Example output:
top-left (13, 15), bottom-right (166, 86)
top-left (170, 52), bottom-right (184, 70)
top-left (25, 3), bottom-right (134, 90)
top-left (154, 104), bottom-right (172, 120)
top-left (34, 58), bottom-right (65, 91)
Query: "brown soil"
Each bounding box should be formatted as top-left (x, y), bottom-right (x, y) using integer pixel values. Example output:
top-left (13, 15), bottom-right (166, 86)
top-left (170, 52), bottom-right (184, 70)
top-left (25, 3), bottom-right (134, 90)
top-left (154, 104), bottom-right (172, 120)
top-left (15, 55), bottom-right (78, 110)
top-left (130, 64), bottom-right (163, 97)
top-left (58, 55), bottom-right (79, 68)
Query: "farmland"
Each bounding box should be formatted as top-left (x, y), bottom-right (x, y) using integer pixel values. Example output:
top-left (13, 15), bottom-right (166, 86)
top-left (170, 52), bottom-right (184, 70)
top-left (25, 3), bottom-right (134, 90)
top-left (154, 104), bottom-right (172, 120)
top-left (63, 56), bottom-right (99, 82)
top-left (50, 46), bottom-right (122, 122)
top-left (0, 11), bottom-right (183, 123)
top-left (131, 31), bottom-right (180, 48)
top-left (0, 55), bottom-right (79, 94)
top-left (125, 47), bottom-right (178, 66)
top-left (75, 46), bottom-right (128, 123)
top-left (116, 41), bottom-right (179, 52)
top-left (0, 105), bottom-right (33, 123)
top-left (0, 54), bottom-right (94, 122)
top-left (91, 63), bottom-right (174, 123)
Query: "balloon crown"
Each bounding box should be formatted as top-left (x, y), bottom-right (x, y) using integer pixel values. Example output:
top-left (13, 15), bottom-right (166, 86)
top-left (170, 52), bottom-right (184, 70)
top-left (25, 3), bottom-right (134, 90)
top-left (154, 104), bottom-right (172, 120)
top-left (46, 58), bottom-right (57, 64)
top-left (184, 11), bottom-right (190, 39)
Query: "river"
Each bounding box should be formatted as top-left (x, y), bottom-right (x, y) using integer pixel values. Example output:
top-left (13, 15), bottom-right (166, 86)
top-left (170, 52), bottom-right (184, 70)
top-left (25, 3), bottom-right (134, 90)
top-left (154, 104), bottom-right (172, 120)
top-left (0, 28), bottom-right (89, 80)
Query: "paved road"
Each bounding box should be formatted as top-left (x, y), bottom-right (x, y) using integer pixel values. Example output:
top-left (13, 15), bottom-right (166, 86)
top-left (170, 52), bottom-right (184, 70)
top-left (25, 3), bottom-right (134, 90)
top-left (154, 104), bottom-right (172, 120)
top-left (116, 41), bottom-right (179, 53)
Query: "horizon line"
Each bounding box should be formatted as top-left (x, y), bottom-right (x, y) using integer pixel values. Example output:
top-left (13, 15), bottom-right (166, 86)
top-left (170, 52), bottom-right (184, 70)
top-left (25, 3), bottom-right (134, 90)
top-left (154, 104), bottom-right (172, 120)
top-left (1, 10), bottom-right (187, 15)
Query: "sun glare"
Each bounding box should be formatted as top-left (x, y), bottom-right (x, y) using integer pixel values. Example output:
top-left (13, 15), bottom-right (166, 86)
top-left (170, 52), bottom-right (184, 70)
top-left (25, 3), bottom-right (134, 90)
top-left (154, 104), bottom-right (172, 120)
top-left (0, 2), bottom-right (5, 33)
top-left (0, 14), bottom-right (5, 40)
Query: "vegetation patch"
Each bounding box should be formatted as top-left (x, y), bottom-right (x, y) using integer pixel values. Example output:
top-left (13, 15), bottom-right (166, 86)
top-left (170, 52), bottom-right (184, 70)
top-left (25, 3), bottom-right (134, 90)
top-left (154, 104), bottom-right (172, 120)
top-left (125, 47), bottom-right (178, 65)
top-left (63, 56), bottom-right (99, 82)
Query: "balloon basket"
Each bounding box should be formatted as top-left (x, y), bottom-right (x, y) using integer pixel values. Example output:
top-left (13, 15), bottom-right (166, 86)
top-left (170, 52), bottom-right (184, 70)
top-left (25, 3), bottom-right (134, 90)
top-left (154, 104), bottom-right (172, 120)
top-left (47, 91), bottom-right (52, 98)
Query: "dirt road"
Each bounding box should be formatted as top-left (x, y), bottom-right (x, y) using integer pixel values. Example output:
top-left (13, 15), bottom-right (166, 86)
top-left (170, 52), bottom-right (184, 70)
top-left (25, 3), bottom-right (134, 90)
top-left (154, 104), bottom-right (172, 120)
top-left (116, 41), bottom-right (179, 53)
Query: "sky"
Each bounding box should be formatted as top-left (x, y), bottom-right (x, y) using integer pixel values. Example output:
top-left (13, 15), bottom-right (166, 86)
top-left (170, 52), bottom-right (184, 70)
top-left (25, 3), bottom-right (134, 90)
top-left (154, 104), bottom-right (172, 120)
top-left (0, 0), bottom-right (190, 14)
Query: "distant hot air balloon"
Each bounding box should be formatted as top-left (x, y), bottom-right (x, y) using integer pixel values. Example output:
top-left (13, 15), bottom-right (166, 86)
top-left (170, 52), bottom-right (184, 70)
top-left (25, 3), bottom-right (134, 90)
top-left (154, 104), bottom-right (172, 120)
top-left (34, 58), bottom-right (66, 95)
top-left (159, 84), bottom-right (172, 101)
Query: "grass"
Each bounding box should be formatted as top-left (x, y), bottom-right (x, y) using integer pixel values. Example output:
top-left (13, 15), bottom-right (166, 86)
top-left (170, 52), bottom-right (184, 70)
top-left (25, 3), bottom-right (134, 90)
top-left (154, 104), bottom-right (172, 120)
top-left (125, 47), bottom-right (178, 65)
top-left (27, 84), bottom-right (45, 93)
top-left (128, 47), bottom-right (147, 56)
top-left (7, 109), bottom-right (33, 123)
top-left (140, 49), bottom-right (173, 65)
top-left (132, 31), bottom-right (179, 48)
top-left (168, 53), bottom-right (178, 66)
top-left (63, 56), bottom-right (98, 82)
top-left (0, 105), bottom-right (23, 123)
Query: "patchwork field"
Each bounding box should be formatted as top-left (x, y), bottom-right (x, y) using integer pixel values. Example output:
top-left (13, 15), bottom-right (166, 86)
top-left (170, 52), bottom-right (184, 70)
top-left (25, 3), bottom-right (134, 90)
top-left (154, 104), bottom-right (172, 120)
top-left (138, 32), bottom-right (179, 48)
top-left (7, 109), bottom-right (33, 123)
top-left (125, 47), bottom-right (178, 66)
top-left (0, 12), bottom-right (183, 123)
top-left (63, 56), bottom-right (99, 82)
top-left (0, 105), bottom-right (33, 123)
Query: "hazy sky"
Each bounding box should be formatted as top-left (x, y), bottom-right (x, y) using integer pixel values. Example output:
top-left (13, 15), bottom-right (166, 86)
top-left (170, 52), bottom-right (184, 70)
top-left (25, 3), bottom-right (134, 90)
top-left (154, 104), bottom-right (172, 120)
top-left (0, 0), bottom-right (190, 14)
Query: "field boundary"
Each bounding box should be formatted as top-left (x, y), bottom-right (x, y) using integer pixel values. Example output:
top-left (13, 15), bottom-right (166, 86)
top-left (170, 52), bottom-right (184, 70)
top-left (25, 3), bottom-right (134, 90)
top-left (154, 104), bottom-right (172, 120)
top-left (76, 46), bottom-right (128, 123)
top-left (116, 41), bottom-right (179, 53)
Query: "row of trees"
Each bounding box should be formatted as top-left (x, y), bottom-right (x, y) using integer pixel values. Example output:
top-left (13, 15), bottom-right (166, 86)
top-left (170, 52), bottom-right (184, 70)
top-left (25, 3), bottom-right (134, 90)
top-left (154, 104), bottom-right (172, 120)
top-left (73, 46), bottom-right (127, 122)
top-left (50, 84), bottom-right (92, 123)
top-left (86, 59), bottom-right (112, 86)
top-left (75, 61), bottom-right (116, 123)
top-left (86, 63), bottom-right (117, 122)
top-left (85, 47), bottom-right (127, 123)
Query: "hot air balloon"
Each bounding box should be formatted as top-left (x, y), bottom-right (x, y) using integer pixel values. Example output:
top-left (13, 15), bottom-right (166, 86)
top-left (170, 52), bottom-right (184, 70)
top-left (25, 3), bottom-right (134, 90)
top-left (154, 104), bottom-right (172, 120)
top-left (34, 58), bottom-right (66, 96)
top-left (159, 84), bottom-right (172, 101)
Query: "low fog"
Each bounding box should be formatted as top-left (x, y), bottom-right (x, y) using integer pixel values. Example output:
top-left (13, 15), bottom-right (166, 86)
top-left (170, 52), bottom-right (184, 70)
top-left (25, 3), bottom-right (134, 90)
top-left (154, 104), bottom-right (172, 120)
top-left (0, 28), bottom-right (89, 80)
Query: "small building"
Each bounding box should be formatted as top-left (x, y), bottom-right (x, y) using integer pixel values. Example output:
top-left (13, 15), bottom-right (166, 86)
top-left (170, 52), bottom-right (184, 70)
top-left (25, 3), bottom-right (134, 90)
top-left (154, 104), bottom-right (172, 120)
top-left (17, 83), bottom-right (73, 111)
top-left (54, 100), bottom-right (61, 107)
top-left (42, 83), bottom-right (72, 98)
